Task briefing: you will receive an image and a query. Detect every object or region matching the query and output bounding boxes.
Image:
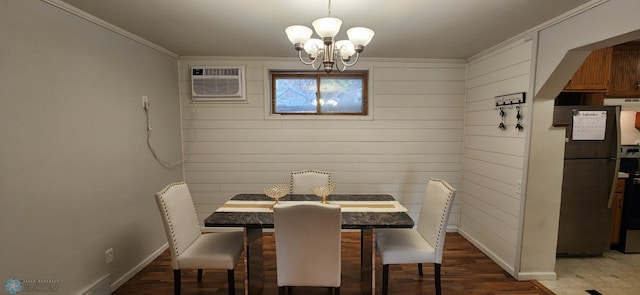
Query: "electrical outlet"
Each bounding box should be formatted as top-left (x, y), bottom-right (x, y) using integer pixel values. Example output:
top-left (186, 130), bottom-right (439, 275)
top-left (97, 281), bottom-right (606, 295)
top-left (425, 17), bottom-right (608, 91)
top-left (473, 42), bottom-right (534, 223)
top-left (515, 180), bottom-right (522, 195)
top-left (142, 96), bottom-right (149, 108)
top-left (105, 248), bottom-right (114, 264)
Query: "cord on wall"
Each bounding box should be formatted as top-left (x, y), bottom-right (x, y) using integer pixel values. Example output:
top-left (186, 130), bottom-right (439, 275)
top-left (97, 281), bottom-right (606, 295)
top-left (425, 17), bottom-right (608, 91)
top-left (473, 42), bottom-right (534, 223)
top-left (143, 98), bottom-right (183, 168)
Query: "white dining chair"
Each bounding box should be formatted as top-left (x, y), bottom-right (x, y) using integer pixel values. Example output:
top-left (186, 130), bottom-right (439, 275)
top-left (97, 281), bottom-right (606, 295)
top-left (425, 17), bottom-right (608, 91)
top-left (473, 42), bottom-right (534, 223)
top-left (375, 177), bottom-right (456, 295)
top-left (290, 169), bottom-right (332, 194)
top-left (273, 202), bottom-right (342, 295)
top-left (154, 181), bottom-right (244, 295)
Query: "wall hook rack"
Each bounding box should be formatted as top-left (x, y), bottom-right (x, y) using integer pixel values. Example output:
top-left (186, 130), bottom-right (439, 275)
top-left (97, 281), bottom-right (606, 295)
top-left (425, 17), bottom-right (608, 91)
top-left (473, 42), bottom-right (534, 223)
top-left (495, 92), bottom-right (526, 107)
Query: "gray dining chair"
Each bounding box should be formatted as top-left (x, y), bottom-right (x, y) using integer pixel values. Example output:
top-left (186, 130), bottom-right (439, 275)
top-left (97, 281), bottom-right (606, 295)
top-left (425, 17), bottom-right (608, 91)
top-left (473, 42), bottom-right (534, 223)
top-left (273, 202), bottom-right (342, 294)
top-left (375, 177), bottom-right (456, 295)
top-left (154, 181), bottom-right (244, 295)
top-left (290, 169), bottom-right (332, 194)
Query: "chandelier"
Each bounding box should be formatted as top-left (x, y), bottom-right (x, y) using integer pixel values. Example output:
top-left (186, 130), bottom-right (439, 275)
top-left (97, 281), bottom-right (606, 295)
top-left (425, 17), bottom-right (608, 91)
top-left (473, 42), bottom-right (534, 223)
top-left (285, 0), bottom-right (374, 73)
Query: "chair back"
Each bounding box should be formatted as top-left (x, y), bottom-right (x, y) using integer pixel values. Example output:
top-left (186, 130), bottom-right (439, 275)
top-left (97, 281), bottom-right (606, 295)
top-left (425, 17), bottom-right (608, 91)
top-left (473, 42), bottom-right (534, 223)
top-left (290, 170), bottom-right (331, 194)
top-left (273, 203), bottom-right (342, 287)
top-left (154, 181), bottom-right (202, 269)
top-left (416, 178), bottom-right (456, 264)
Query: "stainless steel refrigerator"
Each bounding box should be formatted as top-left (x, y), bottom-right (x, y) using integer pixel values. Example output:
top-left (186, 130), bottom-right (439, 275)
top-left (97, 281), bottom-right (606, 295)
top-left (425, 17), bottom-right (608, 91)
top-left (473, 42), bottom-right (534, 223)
top-left (555, 105), bottom-right (620, 256)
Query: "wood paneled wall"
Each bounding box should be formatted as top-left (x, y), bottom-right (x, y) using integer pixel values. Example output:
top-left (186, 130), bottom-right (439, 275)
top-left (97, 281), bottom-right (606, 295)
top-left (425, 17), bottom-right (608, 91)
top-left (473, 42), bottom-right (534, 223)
top-left (460, 39), bottom-right (533, 276)
top-left (177, 58), bottom-right (466, 229)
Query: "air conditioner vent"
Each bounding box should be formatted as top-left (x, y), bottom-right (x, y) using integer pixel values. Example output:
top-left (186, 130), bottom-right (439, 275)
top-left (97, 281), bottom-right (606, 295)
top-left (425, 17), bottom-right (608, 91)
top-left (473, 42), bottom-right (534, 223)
top-left (191, 66), bottom-right (246, 102)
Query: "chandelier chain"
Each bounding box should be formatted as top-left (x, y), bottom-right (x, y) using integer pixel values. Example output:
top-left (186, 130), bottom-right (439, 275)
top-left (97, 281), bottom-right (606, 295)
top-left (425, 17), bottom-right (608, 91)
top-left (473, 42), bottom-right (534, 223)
top-left (328, 0), bottom-right (332, 16)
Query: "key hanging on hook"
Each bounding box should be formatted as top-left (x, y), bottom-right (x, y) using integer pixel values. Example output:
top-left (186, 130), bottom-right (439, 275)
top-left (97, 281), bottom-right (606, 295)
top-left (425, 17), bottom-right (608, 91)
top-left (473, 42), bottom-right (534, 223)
top-left (515, 105), bottom-right (524, 131)
top-left (498, 106), bottom-right (506, 130)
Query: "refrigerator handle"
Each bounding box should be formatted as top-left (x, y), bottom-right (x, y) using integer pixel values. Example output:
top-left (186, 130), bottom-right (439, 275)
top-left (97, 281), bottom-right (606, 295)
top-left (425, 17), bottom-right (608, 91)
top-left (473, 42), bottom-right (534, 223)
top-left (608, 107), bottom-right (622, 208)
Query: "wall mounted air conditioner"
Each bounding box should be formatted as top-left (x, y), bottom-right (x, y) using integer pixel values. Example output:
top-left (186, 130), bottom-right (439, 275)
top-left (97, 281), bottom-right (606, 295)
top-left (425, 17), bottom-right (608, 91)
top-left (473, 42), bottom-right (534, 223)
top-left (191, 66), bottom-right (246, 102)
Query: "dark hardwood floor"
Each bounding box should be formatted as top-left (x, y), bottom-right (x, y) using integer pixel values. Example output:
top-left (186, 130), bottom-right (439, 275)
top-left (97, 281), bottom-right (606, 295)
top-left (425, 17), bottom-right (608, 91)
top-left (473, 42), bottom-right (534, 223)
top-left (112, 232), bottom-right (555, 295)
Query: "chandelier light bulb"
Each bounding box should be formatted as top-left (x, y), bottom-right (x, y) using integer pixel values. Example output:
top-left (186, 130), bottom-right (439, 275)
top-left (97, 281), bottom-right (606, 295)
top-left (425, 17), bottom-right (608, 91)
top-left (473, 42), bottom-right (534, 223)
top-left (312, 17), bottom-right (342, 39)
top-left (347, 27), bottom-right (375, 48)
top-left (285, 25), bottom-right (313, 45)
top-left (304, 38), bottom-right (324, 57)
top-left (335, 40), bottom-right (356, 59)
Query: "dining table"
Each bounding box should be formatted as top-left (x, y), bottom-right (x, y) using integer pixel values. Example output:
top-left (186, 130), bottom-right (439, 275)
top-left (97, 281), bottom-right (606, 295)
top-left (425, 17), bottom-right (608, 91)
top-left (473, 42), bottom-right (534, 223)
top-left (204, 193), bottom-right (414, 295)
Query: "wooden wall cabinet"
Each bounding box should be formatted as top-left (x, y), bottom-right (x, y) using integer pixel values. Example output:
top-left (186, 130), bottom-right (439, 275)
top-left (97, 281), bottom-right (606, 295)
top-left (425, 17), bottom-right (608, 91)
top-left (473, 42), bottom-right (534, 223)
top-left (564, 47), bottom-right (613, 92)
top-left (610, 178), bottom-right (625, 245)
top-left (606, 42), bottom-right (640, 97)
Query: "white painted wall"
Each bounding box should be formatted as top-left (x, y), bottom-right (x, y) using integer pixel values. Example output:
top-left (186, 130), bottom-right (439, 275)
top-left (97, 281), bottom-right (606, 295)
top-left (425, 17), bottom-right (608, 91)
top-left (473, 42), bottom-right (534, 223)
top-left (455, 0), bottom-right (640, 281)
top-left (5, 1), bottom-right (640, 291)
top-left (178, 57), bottom-right (467, 230)
top-left (521, 0), bottom-right (640, 280)
top-left (458, 0), bottom-right (640, 281)
top-left (0, 1), bottom-right (182, 293)
top-left (460, 39), bottom-right (533, 276)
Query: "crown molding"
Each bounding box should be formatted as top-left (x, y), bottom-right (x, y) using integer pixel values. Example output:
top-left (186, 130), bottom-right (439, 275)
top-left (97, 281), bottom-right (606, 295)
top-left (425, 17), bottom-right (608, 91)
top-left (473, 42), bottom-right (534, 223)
top-left (41, 0), bottom-right (179, 59)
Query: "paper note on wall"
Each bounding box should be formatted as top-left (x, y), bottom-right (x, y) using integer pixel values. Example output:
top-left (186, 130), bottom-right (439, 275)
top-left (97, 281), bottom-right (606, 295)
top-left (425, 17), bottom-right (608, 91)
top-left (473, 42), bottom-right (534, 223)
top-left (572, 110), bottom-right (607, 140)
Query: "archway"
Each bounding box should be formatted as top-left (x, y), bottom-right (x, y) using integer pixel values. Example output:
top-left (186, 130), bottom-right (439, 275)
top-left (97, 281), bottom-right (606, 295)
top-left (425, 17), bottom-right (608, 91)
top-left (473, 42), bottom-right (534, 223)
top-left (519, 3), bottom-right (640, 279)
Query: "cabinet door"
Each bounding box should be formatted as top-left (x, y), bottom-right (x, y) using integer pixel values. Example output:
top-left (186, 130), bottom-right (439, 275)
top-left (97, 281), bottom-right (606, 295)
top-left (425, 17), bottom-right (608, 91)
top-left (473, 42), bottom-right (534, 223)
top-left (610, 193), bottom-right (624, 244)
top-left (610, 179), bottom-right (625, 245)
top-left (606, 45), bottom-right (640, 97)
top-left (564, 47), bottom-right (612, 92)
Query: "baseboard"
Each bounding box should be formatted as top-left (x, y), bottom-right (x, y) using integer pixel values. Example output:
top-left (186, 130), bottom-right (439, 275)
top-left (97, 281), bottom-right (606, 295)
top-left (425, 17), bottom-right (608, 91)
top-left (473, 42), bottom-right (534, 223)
top-left (110, 242), bottom-right (169, 291)
top-left (517, 271), bottom-right (557, 281)
top-left (457, 229), bottom-right (558, 281)
top-left (458, 228), bottom-right (516, 276)
top-left (80, 274), bottom-right (111, 295)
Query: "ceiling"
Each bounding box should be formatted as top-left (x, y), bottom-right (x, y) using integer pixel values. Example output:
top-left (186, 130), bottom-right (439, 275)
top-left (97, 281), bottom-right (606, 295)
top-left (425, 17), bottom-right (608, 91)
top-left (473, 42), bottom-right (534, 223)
top-left (59, 0), bottom-right (592, 59)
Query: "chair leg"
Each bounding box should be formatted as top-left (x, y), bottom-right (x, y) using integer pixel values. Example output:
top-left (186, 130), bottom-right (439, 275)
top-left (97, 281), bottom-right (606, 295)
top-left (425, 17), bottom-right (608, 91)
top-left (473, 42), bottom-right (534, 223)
top-left (173, 269), bottom-right (181, 295)
top-left (279, 286), bottom-right (286, 295)
top-left (334, 286), bottom-right (340, 295)
top-left (382, 264), bottom-right (389, 295)
top-left (434, 263), bottom-right (442, 295)
top-left (197, 269), bottom-right (203, 282)
top-left (417, 263), bottom-right (423, 276)
top-left (288, 286), bottom-right (292, 293)
top-left (227, 269), bottom-right (235, 295)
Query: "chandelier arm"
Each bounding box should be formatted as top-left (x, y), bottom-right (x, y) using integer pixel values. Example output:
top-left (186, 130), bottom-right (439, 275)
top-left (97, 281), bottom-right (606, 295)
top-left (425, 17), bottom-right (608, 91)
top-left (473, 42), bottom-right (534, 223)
top-left (334, 48), bottom-right (346, 72)
top-left (287, 0), bottom-right (373, 73)
top-left (337, 52), bottom-right (361, 68)
top-left (297, 50), bottom-right (317, 66)
top-left (312, 61), bottom-right (323, 71)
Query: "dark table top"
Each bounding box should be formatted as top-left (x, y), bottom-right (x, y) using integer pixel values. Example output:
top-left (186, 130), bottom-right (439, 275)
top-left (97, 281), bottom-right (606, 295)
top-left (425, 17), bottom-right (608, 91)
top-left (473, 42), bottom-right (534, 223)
top-left (204, 194), bottom-right (415, 229)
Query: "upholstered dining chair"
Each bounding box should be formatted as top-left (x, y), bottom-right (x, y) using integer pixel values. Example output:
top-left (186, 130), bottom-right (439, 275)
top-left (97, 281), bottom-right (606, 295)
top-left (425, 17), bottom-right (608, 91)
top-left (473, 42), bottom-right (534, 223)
top-left (290, 169), bottom-right (332, 194)
top-left (273, 202), bottom-right (342, 295)
top-left (375, 177), bottom-right (456, 295)
top-left (154, 181), bottom-right (244, 295)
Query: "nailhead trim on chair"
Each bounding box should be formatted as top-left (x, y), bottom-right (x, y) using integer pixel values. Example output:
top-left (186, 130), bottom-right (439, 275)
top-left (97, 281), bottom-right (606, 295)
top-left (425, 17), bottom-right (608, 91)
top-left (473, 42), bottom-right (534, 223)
top-left (429, 178), bottom-right (454, 249)
top-left (157, 181), bottom-right (195, 256)
top-left (290, 170), bottom-right (332, 193)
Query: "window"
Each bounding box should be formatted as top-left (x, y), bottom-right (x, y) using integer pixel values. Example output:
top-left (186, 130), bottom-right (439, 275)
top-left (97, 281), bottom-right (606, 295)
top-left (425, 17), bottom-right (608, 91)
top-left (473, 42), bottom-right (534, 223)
top-left (271, 71), bottom-right (368, 115)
